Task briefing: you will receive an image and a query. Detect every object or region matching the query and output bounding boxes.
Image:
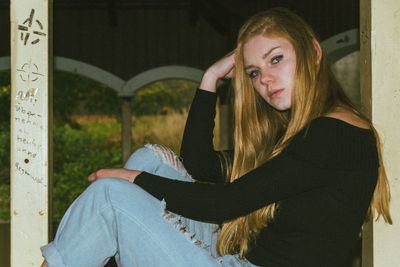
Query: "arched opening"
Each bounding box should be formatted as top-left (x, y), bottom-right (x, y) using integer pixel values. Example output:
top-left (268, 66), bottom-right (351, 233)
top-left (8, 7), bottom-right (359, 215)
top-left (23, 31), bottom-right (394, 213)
top-left (331, 51), bottom-right (360, 108)
top-left (321, 28), bottom-right (360, 108)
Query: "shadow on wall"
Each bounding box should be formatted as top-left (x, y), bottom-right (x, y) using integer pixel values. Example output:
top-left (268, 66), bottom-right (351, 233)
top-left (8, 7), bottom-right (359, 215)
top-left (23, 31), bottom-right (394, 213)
top-left (0, 222), bottom-right (10, 267)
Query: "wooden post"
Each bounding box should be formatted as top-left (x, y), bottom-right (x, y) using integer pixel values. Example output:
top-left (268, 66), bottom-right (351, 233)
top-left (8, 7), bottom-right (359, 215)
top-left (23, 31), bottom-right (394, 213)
top-left (360, 2), bottom-right (373, 265)
top-left (217, 83), bottom-right (234, 151)
top-left (10, 1), bottom-right (53, 266)
top-left (360, 0), bottom-right (400, 266)
top-left (218, 104), bottom-right (233, 151)
top-left (121, 97), bottom-right (132, 164)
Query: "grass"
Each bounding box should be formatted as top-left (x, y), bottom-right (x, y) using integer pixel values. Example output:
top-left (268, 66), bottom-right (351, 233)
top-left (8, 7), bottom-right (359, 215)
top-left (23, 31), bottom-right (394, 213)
top-left (131, 108), bottom-right (220, 153)
top-left (75, 109), bottom-right (220, 155)
top-left (73, 112), bottom-right (187, 154)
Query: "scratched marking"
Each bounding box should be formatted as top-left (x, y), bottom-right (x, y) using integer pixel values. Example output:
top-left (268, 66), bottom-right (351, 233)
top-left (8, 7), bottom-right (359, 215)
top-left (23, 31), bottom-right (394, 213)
top-left (16, 148), bottom-right (37, 159)
top-left (18, 9), bottom-right (47, 45)
top-left (15, 162), bottom-right (45, 185)
top-left (15, 104), bottom-right (41, 117)
top-left (16, 59), bottom-right (44, 83)
top-left (15, 88), bottom-right (39, 104)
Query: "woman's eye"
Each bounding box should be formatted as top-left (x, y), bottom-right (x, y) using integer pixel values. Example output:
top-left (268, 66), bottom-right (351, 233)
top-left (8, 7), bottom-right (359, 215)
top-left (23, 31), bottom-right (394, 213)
top-left (248, 70), bottom-right (260, 79)
top-left (271, 55), bottom-right (283, 64)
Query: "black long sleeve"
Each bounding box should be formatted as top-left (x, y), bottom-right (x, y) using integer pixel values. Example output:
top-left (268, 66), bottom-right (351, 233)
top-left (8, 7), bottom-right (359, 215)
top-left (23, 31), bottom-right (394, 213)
top-left (180, 89), bottom-right (231, 183)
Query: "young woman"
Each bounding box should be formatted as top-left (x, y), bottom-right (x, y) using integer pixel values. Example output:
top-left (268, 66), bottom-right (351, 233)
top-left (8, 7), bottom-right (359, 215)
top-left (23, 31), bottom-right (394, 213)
top-left (41, 7), bottom-right (392, 267)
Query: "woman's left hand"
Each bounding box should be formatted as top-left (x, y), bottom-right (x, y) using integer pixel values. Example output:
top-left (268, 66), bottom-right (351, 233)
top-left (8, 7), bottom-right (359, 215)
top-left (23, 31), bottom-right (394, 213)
top-left (88, 168), bottom-right (142, 183)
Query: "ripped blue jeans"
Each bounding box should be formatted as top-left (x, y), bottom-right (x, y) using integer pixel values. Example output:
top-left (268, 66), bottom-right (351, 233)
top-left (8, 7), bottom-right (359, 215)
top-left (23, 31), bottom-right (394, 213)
top-left (41, 145), bottom-right (258, 267)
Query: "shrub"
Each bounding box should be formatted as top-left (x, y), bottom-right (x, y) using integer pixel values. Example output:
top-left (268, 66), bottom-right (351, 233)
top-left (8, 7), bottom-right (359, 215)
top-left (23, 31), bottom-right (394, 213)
top-left (52, 122), bottom-right (122, 221)
top-left (132, 80), bottom-right (196, 116)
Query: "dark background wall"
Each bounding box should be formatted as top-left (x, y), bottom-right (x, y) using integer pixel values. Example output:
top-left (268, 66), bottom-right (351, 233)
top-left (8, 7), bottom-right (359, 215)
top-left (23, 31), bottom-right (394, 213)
top-left (0, 0), bottom-right (359, 79)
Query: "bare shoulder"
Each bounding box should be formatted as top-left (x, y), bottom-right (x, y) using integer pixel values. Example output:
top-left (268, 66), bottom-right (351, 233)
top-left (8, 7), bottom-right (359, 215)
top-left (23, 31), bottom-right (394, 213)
top-left (324, 108), bottom-right (370, 130)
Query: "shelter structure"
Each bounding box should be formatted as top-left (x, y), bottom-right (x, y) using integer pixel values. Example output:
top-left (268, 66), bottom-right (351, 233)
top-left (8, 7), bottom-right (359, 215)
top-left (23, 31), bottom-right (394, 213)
top-left (1, 0), bottom-right (399, 266)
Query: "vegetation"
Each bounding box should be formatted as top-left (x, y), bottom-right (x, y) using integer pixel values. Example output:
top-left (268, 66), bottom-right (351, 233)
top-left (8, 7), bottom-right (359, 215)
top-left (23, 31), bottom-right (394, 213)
top-left (132, 79), bottom-right (196, 116)
top-left (0, 71), bottom-right (202, 222)
top-left (0, 73), bottom-right (10, 220)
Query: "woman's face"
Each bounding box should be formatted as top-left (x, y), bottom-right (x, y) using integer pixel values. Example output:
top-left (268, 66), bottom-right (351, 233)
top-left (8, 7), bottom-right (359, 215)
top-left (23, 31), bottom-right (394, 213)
top-left (243, 34), bottom-right (297, 111)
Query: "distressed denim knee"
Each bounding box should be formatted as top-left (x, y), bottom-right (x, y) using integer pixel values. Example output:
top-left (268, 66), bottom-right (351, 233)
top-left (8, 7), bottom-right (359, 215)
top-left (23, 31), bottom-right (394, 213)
top-left (123, 145), bottom-right (161, 173)
top-left (88, 176), bottom-right (128, 196)
top-left (124, 144), bottom-right (194, 182)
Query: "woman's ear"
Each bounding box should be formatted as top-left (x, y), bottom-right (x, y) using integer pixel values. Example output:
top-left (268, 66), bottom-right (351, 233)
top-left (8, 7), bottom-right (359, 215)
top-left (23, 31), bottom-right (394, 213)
top-left (313, 39), bottom-right (322, 65)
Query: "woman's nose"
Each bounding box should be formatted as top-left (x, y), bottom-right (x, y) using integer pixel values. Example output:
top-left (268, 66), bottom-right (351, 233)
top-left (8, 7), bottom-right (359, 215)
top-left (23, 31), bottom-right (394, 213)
top-left (260, 69), bottom-right (274, 86)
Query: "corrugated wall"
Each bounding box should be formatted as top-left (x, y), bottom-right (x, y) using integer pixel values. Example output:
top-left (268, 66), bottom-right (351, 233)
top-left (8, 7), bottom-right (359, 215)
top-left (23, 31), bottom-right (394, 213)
top-left (53, 7), bottom-right (231, 80)
top-left (0, 0), bottom-right (359, 80)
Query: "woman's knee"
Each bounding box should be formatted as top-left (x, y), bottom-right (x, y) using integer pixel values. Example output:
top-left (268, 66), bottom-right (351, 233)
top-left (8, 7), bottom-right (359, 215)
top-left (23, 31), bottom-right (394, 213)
top-left (124, 145), bottom-right (161, 172)
top-left (124, 144), bottom-right (190, 179)
top-left (86, 177), bottom-right (128, 197)
top-left (88, 178), bottom-right (153, 204)
top-left (89, 178), bottom-right (163, 216)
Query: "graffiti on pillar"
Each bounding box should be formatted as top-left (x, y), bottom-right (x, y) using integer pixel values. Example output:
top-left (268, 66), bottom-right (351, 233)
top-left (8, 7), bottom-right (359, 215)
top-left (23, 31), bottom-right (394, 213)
top-left (14, 59), bottom-right (46, 184)
top-left (13, 95), bottom-right (45, 185)
top-left (18, 9), bottom-right (47, 46)
top-left (13, 83), bottom-right (45, 184)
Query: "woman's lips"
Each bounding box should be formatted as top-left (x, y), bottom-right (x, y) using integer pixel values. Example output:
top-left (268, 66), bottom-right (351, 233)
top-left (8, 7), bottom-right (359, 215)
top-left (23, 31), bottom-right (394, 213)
top-left (268, 89), bottom-right (284, 99)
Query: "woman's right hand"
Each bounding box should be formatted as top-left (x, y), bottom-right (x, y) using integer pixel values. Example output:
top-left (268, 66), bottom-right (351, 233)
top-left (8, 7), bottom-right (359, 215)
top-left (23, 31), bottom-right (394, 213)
top-left (88, 168), bottom-right (142, 183)
top-left (199, 51), bottom-right (235, 93)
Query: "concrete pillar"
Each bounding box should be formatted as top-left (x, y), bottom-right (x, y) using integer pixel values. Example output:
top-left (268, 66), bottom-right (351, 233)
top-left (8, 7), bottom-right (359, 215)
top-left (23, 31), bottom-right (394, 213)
top-left (360, 0), bottom-right (400, 266)
top-left (10, 1), bottom-right (53, 266)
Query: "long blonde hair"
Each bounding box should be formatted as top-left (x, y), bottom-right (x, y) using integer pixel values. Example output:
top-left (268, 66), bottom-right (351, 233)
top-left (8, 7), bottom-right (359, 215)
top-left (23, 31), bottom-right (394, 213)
top-left (216, 7), bottom-right (392, 257)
